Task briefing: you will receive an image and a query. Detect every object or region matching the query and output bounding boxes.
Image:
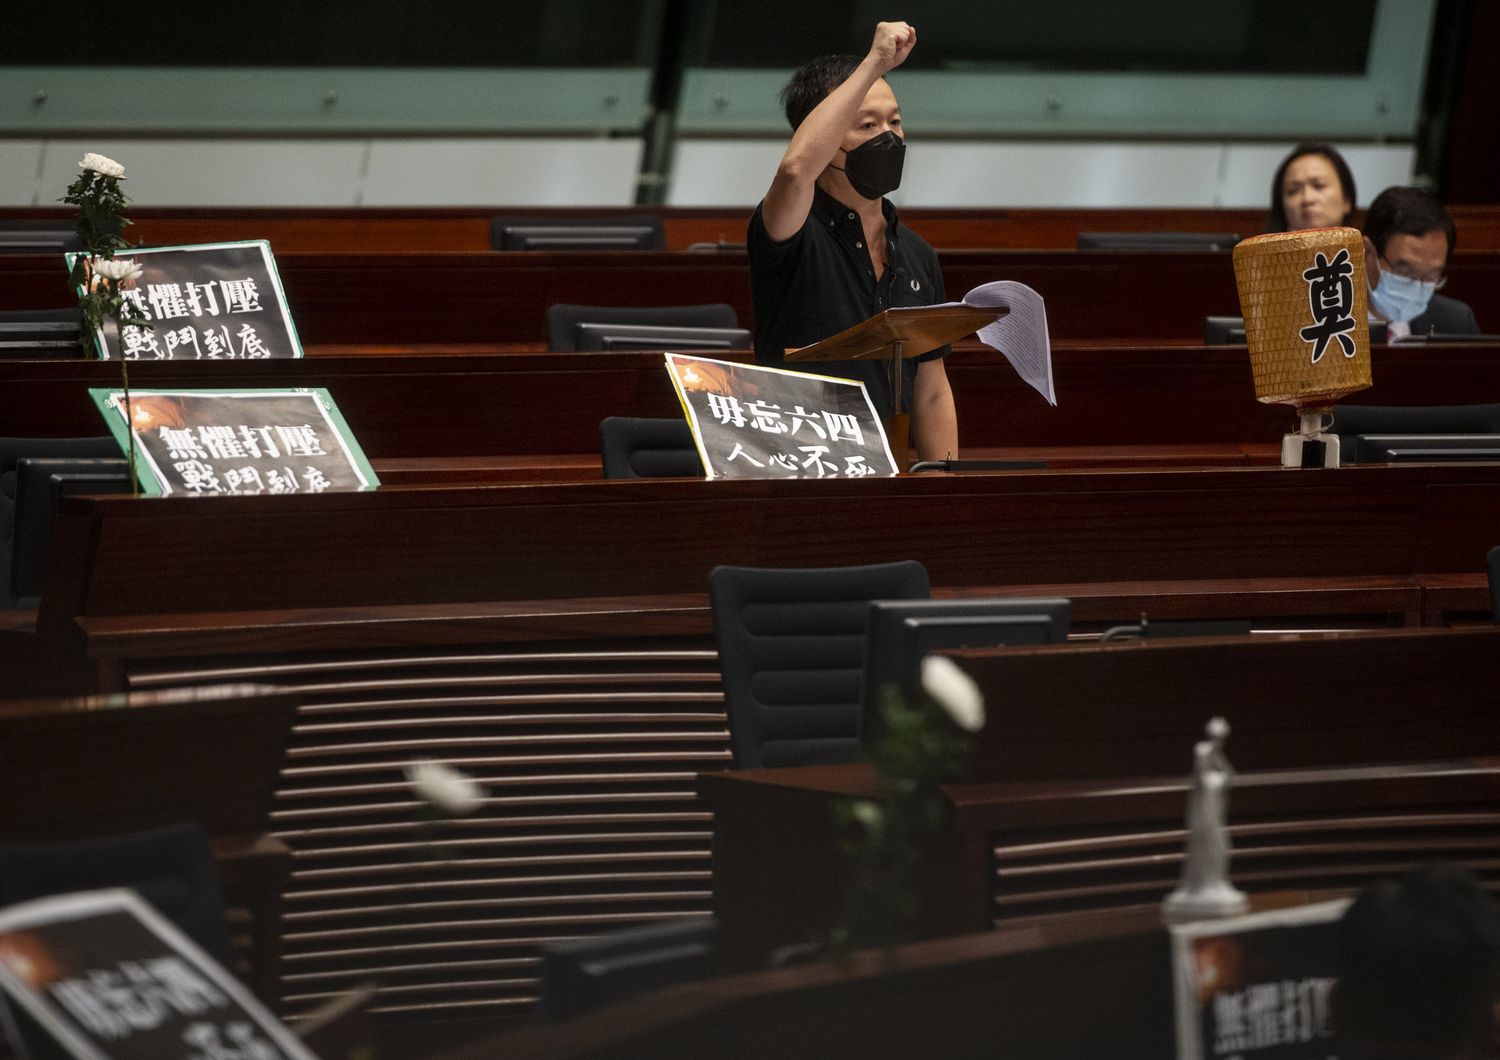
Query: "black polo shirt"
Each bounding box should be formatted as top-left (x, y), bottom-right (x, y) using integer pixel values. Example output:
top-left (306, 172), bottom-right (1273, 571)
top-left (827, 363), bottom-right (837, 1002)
top-left (747, 186), bottom-right (949, 419)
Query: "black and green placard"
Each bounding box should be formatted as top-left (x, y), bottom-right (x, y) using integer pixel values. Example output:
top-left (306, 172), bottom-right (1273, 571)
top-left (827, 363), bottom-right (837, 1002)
top-left (66, 240), bottom-right (303, 360)
top-left (89, 387), bottom-right (378, 497)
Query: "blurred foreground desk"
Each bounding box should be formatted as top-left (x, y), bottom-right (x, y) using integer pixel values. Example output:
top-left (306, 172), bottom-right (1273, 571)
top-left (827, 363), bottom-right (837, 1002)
top-left (433, 904), bottom-right (1179, 1060)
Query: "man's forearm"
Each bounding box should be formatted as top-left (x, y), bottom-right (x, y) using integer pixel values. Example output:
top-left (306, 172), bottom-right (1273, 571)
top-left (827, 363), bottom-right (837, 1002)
top-left (912, 363), bottom-right (958, 462)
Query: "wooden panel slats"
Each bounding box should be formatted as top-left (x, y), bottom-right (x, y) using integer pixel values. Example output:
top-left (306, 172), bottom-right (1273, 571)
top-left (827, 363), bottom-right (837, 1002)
top-left (280, 751), bottom-right (732, 778)
top-left (996, 815), bottom-right (1500, 863)
top-left (126, 639), bottom-right (727, 1025)
top-left (275, 770), bottom-right (702, 801)
top-left (991, 810), bottom-right (1500, 920)
top-left (126, 649), bottom-right (719, 687)
top-left (293, 708), bottom-right (725, 734)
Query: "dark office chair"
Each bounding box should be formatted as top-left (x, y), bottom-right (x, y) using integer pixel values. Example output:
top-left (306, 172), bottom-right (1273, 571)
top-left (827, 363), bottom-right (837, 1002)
top-left (708, 561), bottom-right (931, 769)
top-left (0, 307), bottom-right (86, 359)
top-left (1330, 403), bottom-right (1500, 462)
top-left (599, 417), bottom-right (703, 480)
top-left (546, 302), bottom-right (740, 352)
top-left (490, 213), bottom-right (665, 252)
top-left (1, 436), bottom-right (121, 607)
top-left (537, 916), bottom-right (717, 1020)
top-left (0, 822), bottom-right (237, 971)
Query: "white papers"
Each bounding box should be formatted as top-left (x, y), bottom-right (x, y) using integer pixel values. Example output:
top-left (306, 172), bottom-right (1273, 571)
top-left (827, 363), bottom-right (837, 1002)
top-left (960, 281), bottom-right (1055, 406)
top-left (897, 280), bottom-right (1056, 406)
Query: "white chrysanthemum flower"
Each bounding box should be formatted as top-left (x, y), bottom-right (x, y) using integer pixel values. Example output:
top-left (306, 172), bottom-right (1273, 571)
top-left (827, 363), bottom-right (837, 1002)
top-left (79, 152), bottom-right (125, 178)
top-left (921, 655), bottom-right (985, 732)
top-left (91, 257), bottom-right (143, 284)
top-left (405, 759), bottom-right (485, 816)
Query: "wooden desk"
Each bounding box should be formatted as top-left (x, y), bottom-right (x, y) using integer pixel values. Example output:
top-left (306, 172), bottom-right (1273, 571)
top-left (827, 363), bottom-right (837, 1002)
top-left (8, 462), bottom-right (1498, 692)
top-left (7, 343), bottom-right (1500, 464)
top-left (705, 756), bottom-right (1500, 963)
top-left (0, 683), bottom-right (302, 1006)
top-left (4, 245), bottom-right (1497, 344)
top-left (701, 624), bottom-right (1500, 964)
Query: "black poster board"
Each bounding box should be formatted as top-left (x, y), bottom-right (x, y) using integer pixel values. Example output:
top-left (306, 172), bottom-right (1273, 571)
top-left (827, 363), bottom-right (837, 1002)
top-left (1171, 900), bottom-right (1348, 1060)
top-left (664, 353), bottom-right (897, 480)
top-left (90, 387), bottom-right (379, 496)
top-left (65, 241), bottom-right (303, 361)
top-left (0, 889), bottom-right (317, 1060)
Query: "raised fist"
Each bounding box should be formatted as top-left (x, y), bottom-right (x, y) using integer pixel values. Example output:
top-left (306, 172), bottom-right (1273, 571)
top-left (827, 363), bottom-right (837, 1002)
top-left (868, 21), bottom-right (916, 74)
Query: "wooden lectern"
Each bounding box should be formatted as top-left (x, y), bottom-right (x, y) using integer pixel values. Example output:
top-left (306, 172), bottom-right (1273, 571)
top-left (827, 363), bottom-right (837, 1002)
top-left (785, 304), bottom-right (1005, 468)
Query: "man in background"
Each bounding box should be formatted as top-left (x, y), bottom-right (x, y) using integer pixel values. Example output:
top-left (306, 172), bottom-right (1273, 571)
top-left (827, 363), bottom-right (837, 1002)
top-left (1363, 186), bottom-right (1480, 339)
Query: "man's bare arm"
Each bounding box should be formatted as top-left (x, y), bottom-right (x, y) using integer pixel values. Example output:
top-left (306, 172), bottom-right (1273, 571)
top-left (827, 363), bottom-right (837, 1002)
top-left (760, 22), bottom-right (915, 243)
top-left (912, 357), bottom-right (958, 463)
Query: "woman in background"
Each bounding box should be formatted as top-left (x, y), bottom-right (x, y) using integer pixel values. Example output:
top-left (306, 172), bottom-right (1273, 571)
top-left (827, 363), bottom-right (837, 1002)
top-left (1267, 143), bottom-right (1357, 232)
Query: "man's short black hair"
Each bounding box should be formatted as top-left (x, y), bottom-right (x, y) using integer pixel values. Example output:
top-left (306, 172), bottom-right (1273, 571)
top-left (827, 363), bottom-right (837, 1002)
top-left (1363, 186), bottom-right (1458, 263)
top-left (780, 54), bottom-right (863, 131)
top-left (1335, 864), bottom-right (1500, 1059)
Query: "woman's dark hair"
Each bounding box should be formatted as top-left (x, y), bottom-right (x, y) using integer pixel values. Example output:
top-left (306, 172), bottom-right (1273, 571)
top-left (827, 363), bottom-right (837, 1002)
top-left (1267, 143), bottom-right (1357, 232)
top-left (780, 54), bottom-right (863, 130)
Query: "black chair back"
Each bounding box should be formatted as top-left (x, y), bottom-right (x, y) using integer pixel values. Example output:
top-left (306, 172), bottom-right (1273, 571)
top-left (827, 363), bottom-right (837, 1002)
top-left (0, 306), bottom-right (86, 359)
top-left (708, 561), bottom-right (931, 769)
top-left (2, 436), bottom-right (121, 606)
top-left (599, 417), bottom-right (703, 479)
top-left (0, 220), bottom-right (86, 254)
top-left (546, 302), bottom-right (739, 352)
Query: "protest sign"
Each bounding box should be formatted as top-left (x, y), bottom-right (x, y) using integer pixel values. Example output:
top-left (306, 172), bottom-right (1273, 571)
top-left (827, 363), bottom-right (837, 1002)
top-left (664, 354), bottom-right (897, 480)
top-left (67, 241), bottom-right (302, 361)
top-left (1171, 900), bottom-right (1349, 1060)
top-left (0, 889), bottom-right (317, 1060)
top-left (90, 387), bottom-right (378, 496)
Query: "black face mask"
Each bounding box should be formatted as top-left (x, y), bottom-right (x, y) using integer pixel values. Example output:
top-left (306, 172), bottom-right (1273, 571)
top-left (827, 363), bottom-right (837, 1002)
top-left (833, 130), bottom-right (906, 201)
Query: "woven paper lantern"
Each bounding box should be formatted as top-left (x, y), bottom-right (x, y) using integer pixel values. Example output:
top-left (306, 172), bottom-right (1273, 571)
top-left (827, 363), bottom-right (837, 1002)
top-left (1234, 227), bottom-right (1373, 466)
top-left (1234, 227), bottom-right (1372, 407)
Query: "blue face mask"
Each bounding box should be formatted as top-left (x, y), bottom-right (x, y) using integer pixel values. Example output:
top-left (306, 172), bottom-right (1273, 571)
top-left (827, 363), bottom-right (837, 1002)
top-left (1369, 268), bottom-right (1437, 323)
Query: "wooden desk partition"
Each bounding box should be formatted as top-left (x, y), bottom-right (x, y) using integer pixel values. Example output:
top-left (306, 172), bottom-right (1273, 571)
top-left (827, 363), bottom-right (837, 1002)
top-left (701, 628), bottom-right (1500, 966)
top-left (0, 683), bottom-right (302, 1006)
top-left (8, 343), bottom-right (1500, 466)
top-left (5, 462), bottom-right (1498, 695)
top-left (8, 204), bottom-right (1500, 253)
top-left (703, 756), bottom-right (1500, 972)
top-left (4, 246), bottom-right (1497, 343)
